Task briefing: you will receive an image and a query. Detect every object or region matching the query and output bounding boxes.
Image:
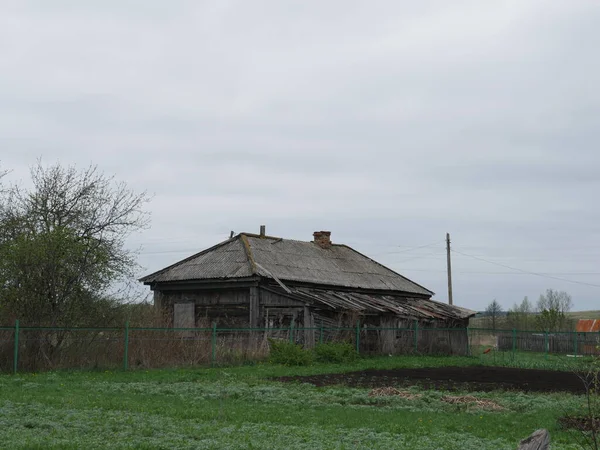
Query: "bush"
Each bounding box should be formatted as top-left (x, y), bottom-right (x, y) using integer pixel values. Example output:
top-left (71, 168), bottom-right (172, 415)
top-left (268, 339), bottom-right (313, 366)
top-left (313, 342), bottom-right (358, 363)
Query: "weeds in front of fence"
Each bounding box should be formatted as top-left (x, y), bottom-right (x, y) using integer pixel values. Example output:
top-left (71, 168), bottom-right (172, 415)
top-left (1, 321), bottom-right (599, 373)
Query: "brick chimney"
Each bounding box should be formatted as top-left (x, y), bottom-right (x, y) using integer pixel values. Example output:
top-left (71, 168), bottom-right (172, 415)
top-left (313, 231), bottom-right (332, 249)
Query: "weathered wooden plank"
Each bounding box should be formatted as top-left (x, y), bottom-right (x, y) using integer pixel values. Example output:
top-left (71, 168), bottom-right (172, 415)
top-left (517, 429), bottom-right (550, 450)
top-left (153, 291), bottom-right (164, 309)
top-left (304, 305), bottom-right (315, 348)
top-left (173, 303), bottom-right (195, 329)
top-left (249, 287), bottom-right (260, 327)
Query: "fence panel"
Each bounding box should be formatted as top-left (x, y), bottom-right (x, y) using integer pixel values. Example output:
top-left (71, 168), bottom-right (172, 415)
top-left (359, 327), bottom-right (415, 355)
top-left (0, 328), bottom-right (14, 373)
top-left (128, 328), bottom-right (212, 369)
top-left (419, 328), bottom-right (469, 356)
top-left (2, 323), bottom-right (599, 373)
top-left (214, 329), bottom-right (270, 365)
top-left (17, 328), bottom-right (122, 372)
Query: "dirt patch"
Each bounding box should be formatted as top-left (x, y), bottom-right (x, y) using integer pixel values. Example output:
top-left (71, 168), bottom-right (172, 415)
top-left (441, 395), bottom-right (504, 411)
top-left (274, 366), bottom-right (587, 394)
top-left (368, 387), bottom-right (421, 399)
top-left (558, 416), bottom-right (600, 432)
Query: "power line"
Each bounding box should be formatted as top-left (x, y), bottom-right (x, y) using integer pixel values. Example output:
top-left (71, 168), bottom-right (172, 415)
top-left (395, 268), bottom-right (600, 275)
top-left (451, 248), bottom-right (600, 289)
top-left (370, 241), bottom-right (442, 257)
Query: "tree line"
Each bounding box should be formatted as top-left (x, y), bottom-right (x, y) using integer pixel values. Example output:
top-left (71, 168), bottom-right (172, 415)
top-left (483, 289), bottom-right (574, 332)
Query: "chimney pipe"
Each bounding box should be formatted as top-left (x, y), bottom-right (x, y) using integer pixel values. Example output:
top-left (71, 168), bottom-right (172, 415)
top-left (313, 231), bottom-right (332, 249)
top-left (260, 225), bottom-right (266, 237)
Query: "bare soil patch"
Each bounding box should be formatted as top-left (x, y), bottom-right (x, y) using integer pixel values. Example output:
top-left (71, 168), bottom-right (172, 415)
top-left (275, 366), bottom-right (586, 394)
top-left (368, 387), bottom-right (422, 399)
top-left (441, 395), bottom-right (505, 411)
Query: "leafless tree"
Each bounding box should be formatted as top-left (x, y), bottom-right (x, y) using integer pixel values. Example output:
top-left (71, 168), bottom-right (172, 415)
top-left (536, 289), bottom-right (573, 332)
top-left (508, 296), bottom-right (534, 331)
top-left (0, 161), bottom-right (151, 326)
top-left (485, 299), bottom-right (503, 331)
top-left (564, 356), bottom-right (600, 450)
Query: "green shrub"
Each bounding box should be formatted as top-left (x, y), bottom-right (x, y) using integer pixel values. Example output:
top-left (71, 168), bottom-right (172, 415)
top-left (313, 342), bottom-right (358, 363)
top-left (268, 339), bottom-right (313, 366)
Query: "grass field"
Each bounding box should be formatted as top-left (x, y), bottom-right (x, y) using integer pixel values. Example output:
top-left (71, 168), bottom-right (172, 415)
top-left (0, 356), bottom-right (591, 449)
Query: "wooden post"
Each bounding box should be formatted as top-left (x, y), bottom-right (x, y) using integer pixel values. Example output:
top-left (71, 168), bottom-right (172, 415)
top-left (512, 328), bottom-right (517, 361)
top-left (319, 321), bottom-right (324, 345)
top-left (446, 233), bottom-right (453, 306)
top-left (414, 320), bottom-right (419, 353)
top-left (123, 321), bottom-right (129, 371)
top-left (466, 326), bottom-right (470, 356)
top-left (355, 320), bottom-right (360, 354)
top-left (211, 322), bottom-right (217, 367)
top-left (13, 319), bottom-right (19, 375)
top-left (303, 306), bottom-right (315, 348)
top-left (249, 287), bottom-right (259, 328)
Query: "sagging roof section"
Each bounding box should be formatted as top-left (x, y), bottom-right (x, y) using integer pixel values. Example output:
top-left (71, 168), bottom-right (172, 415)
top-left (264, 285), bottom-right (475, 320)
top-left (140, 232), bottom-right (433, 296)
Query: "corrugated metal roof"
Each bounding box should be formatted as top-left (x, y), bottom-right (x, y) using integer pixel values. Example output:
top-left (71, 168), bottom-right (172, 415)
top-left (264, 285), bottom-right (474, 320)
top-left (576, 319), bottom-right (600, 332)
top-left (247, 236), bottom-right (432, 295)
top-left (140, 238), bottom-right (253, 283)
top-left (140, 233), bottom-right (432, 296)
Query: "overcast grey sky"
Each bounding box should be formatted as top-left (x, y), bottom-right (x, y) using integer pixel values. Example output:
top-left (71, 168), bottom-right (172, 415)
top-left (1, 1), bottom-right (599, 311)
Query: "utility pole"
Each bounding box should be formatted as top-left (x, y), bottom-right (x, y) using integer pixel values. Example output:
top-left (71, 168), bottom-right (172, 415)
top-left (446, 233), bottom-right (453, 306)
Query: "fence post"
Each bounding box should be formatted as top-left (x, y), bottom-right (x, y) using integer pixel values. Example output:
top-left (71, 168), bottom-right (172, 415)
top-left (289, 321), bottom-right (294, 344)
top-left (574, 331), bottom-right (578, 357)
top-left (13, 319), bottom-right (19, 375)
top-left (355, 320), bottom-right (360, 354)
top-left (466, 327), bottom-right (470, 356)
top-left (211, 322), bottom-right (217, 367)
top-left (544, 331), bottom-right (549, 360)
top-left (512, 328), bottom-right (516, 361)
top-left (413, 320), bottom-right (418, 353)
top-left (123, 321), bottom-right (129, 371)
top-left (319, 321), bottom-right (324, 345)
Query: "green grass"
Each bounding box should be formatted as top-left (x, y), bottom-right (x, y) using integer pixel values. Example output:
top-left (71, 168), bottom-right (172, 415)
top-left (0, 356), bottom-right (589, 449)
top-left (567, 310), bottom-right (600, 320)
top-left (471, 347), bottom-right (595, 371)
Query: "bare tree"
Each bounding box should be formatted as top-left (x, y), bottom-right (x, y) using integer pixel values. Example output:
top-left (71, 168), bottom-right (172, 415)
top-left (508, 296), bottom-right (534, 331)
top-left (485, 299), bottom-right (503, 331)
top-left (563, 356), bottom-right (600, 450)
top-left (0, 162), bottom-right (151, 326)
top-left (535, 289), bottom-right (573, 332)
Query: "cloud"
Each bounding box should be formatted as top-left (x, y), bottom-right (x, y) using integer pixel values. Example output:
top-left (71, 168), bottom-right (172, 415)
top-left (1, 0), bottom-right (600, 310)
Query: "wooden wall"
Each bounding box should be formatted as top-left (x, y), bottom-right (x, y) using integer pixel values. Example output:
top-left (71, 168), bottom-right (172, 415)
top-left (155, 285), bottom-right (468, 354)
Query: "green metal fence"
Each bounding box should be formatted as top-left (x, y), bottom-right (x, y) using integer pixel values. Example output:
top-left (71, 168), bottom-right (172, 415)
top-left (1, 320), bottom-right (598, 373)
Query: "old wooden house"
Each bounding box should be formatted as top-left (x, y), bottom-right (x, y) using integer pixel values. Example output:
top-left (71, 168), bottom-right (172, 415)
top-left (140, 228), bottom-right (475, 354)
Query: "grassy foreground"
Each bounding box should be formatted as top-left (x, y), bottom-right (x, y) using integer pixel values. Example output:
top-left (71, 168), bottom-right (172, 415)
top-left (0, 356), bottom-right (588, 449)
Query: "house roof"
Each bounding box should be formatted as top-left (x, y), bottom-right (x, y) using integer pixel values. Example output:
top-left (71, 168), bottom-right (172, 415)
top-left (264, 284), bottom-right (474, 320)
top-left (140, 232), bottom-right (433, 296)
top-left (576, 319), bottom-right (600, 332)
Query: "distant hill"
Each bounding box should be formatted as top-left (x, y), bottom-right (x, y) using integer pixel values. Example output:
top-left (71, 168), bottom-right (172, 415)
top-left (566, 310), bottom-right (600, 320)
top-left (469, 310), bottom-right (600, 330)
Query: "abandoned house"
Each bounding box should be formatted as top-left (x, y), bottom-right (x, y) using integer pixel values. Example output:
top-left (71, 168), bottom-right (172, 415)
top-left (140, 228), bottom-right (475, 354)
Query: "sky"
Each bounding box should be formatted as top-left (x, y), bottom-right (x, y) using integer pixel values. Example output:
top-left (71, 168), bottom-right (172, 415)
top-left (1, 1), bottom-right (599, 311)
